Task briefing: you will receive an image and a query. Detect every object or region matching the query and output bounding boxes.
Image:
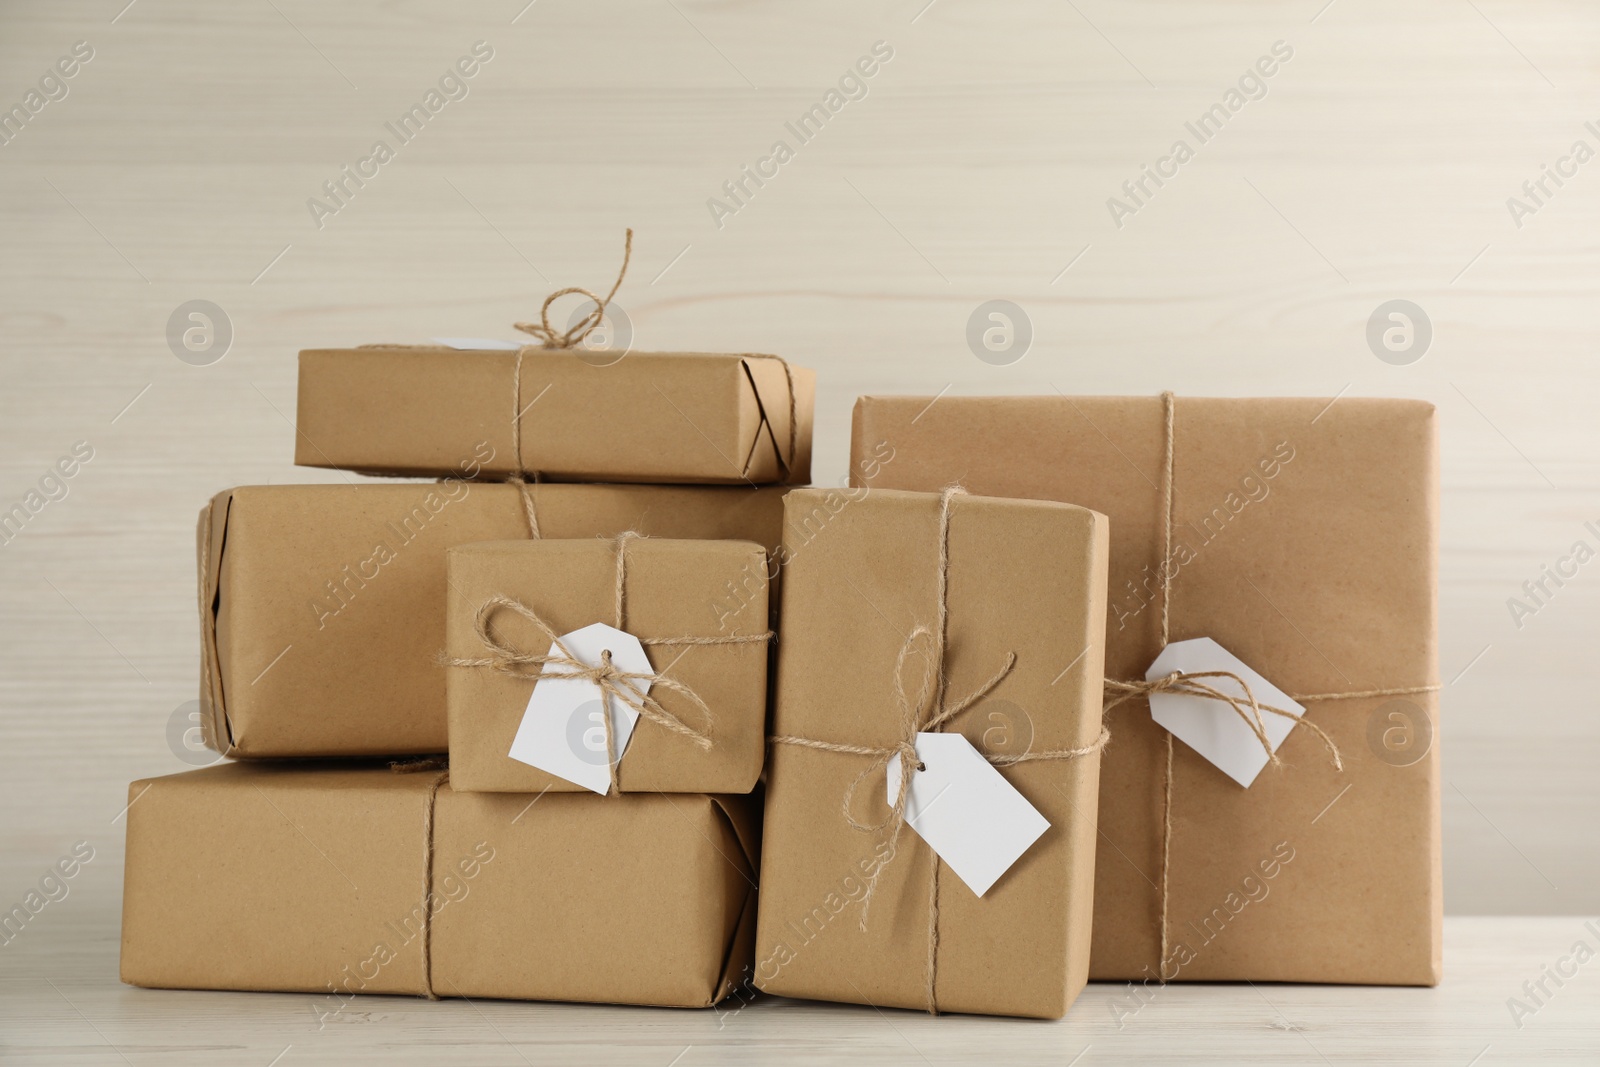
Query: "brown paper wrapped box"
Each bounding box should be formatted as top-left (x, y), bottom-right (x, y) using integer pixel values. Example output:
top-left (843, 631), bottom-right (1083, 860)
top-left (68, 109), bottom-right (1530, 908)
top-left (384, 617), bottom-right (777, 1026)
top-left (296, 348), bottom-right (815, 484)
top-left (852, 395), bottom-right (1441, 986)
top-left (199, 481), bottom-right (786, 759)
top-left (446, 538), bottom-right (771, 794)
top-left (121, 763), bottom-right (758, 1008)
top-left (754, 488), bottom-right (1109, 1018)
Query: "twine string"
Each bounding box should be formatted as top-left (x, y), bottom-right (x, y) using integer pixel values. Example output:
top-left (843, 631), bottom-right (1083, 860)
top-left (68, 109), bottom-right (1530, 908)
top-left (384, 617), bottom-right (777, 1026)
top-left (1157, 390), bottom-right (1176, 969)
top-left (514, 229), bottom-right (633, 351)
top-left (498, 230), bottom-right (799, 526)
top-left (771, 487), bottom-right (1110, 1013)
top-left (507, 470), bottom-right (542, 540)
top-left (751, 355), bottom-right (801, 480)
top-left (503, 229), bottom-right (633, 528)
top-left (389, 759), bottom-right (451, 1000)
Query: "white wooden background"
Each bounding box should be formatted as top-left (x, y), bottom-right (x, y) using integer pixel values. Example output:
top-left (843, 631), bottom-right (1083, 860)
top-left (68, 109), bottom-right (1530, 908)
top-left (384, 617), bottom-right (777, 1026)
top-left (2, 0), bottom-right (1598, 1061)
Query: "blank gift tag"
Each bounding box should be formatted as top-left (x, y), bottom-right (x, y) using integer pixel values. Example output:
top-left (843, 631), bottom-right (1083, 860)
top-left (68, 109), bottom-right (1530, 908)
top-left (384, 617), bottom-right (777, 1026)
top-left (886, 732), bottom-right (1050, 897)
top-left (507, 622), bottom-right (653, 794)
top-left (431, 337), bottom-right (524, 350)
top-left (1146, 637), bottom-right (1305, 788)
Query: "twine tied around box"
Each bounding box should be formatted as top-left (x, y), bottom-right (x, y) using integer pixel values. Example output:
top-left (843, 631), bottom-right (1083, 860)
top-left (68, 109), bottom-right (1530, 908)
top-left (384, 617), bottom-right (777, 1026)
top-left (1104, 391), bottom-right (1441, 971)
top-left (388, 756), bottom-right (451, 1000)
top-left (444, 531), bottom-right (773, 796)
top-left (359, 229), bottom-right (800, 531)
top-left (501, 230), bottom-right (800, 536)
top-left (771, 487), bottom-right (1111, 1014)
top-left (503, 227), bottom-right (634, 536)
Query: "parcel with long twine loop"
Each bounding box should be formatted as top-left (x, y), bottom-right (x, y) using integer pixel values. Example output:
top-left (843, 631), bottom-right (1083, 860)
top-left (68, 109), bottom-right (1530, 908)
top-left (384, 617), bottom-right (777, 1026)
top-left (503, 228), bottom-right (633, 536)
top-left (444, 532), bottom-right (772, 795)
top-left (771, 487), bottom-right (1111, 1014)
top-left (1104, 391), bottom-right (1441, 971)
top-left (500, 228), bottom-right (798, 538)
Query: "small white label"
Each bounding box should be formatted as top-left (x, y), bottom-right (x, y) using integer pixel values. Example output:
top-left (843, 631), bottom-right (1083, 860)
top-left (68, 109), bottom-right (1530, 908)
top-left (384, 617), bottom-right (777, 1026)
top-left (507, 622), bottom-right (653, 794)
top-left (431, 337), bottom-right (523, 351)
top-left (1146, 637), bottom-right (1305, 788)
top-left (886, 732), bottom-right (1051, 897)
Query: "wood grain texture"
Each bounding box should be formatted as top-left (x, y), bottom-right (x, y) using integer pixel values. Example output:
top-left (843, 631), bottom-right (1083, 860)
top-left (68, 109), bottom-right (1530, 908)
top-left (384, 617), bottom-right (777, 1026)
top-left (3, 916), bottom-right (1598, 1063)
top-left (1, 0), bottom-right (1598, 1053)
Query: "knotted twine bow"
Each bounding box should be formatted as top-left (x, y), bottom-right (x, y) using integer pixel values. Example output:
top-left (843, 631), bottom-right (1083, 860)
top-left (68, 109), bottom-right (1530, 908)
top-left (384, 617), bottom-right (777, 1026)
top-left (513, 229), bottom-right (633, 351)
top-left (1103, 670), bottom-right (1343, 774)
top-left (1105, 391), bottom-right (1440, 969)
top-left (444, 531), bottom-right (773, 795)
top-left (771, 487), bottom-right (1111, 1014)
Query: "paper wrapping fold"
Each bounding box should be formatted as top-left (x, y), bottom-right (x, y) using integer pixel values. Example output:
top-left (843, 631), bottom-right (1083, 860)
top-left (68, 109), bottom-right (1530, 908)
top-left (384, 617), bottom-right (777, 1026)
top-left (295, 348), bottom-right (815, 485)
top-left (851, 395), bottom-right (1442, 985)
top-left (198, 482), bottom-right (787, 759)
top-left (447, 538), bottom-right (771, 794)
top-left (754, 488), bottom-right (1109, 1019)
top-left (120, 763), bottom-right (758, 1008)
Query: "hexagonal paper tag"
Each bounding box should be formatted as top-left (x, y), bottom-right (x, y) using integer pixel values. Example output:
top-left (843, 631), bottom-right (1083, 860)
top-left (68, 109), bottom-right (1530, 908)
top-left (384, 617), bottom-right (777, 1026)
top-left (1146, 637), bottom-right (1305, 788)
top-left (507, 622), bottom-right (652, 794)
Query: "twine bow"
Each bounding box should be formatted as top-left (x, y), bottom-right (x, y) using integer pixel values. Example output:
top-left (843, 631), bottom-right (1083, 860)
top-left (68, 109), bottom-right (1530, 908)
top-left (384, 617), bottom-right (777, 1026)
top-left (451, 591), bottom-right (717, 761)
top-left (1104, 669), bottom-right (1342, 773)
top-left (445, 532), bottom-right (772, 795)
top-left (771, 487), bottom-right (1110, 1013)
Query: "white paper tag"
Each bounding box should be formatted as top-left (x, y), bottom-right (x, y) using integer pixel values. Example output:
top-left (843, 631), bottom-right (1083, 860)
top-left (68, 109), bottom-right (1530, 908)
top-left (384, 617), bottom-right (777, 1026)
top-left (886, 732), bottom-right (1050, 897)
top-left (431, 337), bottom-right (523, 351)
top-left (507, 622), bottom-right (653, 794)
top-left (1146, 637), bottom-right (1305, 788)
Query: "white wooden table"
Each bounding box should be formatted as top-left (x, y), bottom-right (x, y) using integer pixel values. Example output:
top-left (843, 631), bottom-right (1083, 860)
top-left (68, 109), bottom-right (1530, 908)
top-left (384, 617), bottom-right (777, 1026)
top-left (3, 0), bottom-right (1597, 922)
top-left (3, 917), bottom-right (1596, 1064)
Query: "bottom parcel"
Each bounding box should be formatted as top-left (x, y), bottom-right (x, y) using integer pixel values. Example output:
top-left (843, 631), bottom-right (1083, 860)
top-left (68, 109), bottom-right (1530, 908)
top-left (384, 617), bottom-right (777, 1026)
top-left (121, 763), bottom-right (757, 1009)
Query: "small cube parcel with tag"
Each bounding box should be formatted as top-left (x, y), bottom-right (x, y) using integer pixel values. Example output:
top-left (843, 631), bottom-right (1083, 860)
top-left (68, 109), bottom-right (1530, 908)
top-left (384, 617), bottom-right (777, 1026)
top-left (445, 536), bottom-right (772, 795)
top-left (851, 394), bottom-right (1441, 986)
